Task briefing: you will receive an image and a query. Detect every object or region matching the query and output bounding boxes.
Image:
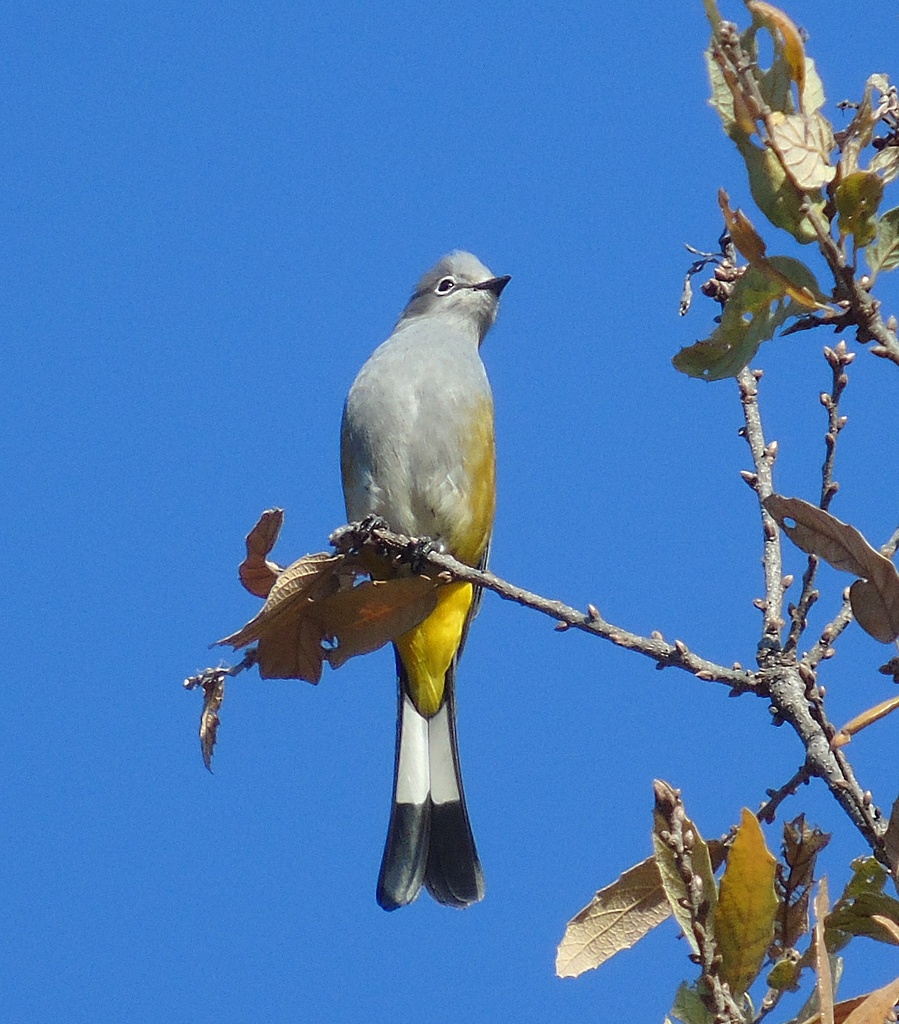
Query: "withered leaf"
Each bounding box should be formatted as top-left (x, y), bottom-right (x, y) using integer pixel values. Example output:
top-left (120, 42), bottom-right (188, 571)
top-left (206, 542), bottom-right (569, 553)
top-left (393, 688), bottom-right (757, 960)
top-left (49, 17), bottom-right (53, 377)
top-left (813, 880), bottom-right (836, 1024)
top-left (840, 975), bottom-right (899, 1024)
top-left (555, 856), bottom-right (672, 978)
top-left (218, 551), bottom-right (349, 681)
top-left (764, 495), bottom-right (899, 643)
top-left (238, 508), bottom-right (286, 597)
top-left (746, 2), bottom-right (806, 103)
top-left (718, 191), bottom-right (826, 307)
top-left (199, 671), bottom-right (225, 771)
top-left (776, 815), bottom-right (830, 953)
top-left (319, 577), bottom-right (440, 669)
top-left (219, 548), bottom-right (439, 683)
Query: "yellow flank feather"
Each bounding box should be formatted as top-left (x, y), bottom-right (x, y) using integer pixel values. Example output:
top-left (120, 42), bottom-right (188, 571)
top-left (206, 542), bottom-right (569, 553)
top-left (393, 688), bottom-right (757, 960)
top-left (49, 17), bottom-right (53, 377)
top-left (447, 396), bottom-right (496, 565)
top-left (395, 582), bottom-right (475, 717)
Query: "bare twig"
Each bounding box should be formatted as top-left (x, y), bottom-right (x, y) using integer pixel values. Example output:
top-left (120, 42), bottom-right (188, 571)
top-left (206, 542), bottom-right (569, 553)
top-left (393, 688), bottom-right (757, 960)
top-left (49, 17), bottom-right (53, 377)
top-left (758, 765), bottom-right (813, 825)
top-left (737, 367), bottom-right (785, 649)
top-left (785, 344), bottom-right (854, 652)
top-left (329, 522), bottom-right (759, 692)
top-left (654, 782), bottom-right (745, 1024)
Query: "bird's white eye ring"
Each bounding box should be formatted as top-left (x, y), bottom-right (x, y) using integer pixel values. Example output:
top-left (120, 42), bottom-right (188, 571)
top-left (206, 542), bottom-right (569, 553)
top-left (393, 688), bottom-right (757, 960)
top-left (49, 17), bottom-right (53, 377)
top-left (435, 276), bottom-right (455, 294)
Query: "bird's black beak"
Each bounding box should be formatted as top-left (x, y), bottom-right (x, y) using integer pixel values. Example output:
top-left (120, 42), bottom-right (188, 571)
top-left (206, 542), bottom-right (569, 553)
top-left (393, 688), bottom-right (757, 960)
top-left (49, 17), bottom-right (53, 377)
top-left (472, 275), bottom-right (512, 297)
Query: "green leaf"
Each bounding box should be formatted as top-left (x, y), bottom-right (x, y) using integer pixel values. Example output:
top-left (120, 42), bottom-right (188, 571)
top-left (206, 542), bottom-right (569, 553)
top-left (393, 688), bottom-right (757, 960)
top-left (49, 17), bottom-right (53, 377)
top-left (840, 856), bottom-right (889, 900)
top-left (827, 856), bottom-right (899, 950)
top-left (673, 257), bottom-right (823, 380)
top-left (735, 135), bottom-right (823, 242)
top-left (672, 982), bottom-right (717, 1024)
top-left (827, 893), bottom-right (899, 947)
top-left (866, 207), bottom-right (899, 280)
top-left (870, 147), bottom-right (899, 186)
top-left (835, 171), bottom-right (885, 248)
top-left (670, 981), bottom-right (714, 1024)
top-left (716, 809), bottom-right (779, 997)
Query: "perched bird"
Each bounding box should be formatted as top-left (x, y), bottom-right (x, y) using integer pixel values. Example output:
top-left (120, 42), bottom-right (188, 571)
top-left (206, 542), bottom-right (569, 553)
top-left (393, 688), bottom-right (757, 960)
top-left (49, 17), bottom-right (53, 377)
top-left (340, 251), bottom-right (510, 910)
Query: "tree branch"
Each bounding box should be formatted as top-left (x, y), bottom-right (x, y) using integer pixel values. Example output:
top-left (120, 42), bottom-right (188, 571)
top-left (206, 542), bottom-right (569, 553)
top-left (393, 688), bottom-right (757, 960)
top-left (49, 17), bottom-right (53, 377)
top-left (329, 522), bottom-right (759, 692)
top-left (737, 367), bottom-right (786, 649)
top-left (785, 344), bottom-right (853, 653)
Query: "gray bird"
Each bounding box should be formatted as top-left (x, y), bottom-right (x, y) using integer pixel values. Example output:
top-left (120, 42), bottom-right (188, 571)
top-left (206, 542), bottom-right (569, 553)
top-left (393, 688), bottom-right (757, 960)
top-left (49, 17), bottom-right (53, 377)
top-left (341, 251), bottom-right (510, 910)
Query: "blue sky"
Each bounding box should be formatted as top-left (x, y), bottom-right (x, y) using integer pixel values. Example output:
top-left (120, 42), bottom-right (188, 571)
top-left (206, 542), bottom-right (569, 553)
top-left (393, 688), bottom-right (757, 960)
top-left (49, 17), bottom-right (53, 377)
top-left (3, 1), bottom-right (899, 1021)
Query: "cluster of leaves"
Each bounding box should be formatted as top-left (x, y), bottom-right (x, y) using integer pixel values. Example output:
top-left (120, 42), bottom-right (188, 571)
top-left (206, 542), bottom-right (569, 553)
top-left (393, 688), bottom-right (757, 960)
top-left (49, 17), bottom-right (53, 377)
top-left (557, 784), bottom-right (899, 1024)
top-left (185, 510), bottom-right (446, 767)
top-left (674, 0), bottom-right (899, 380)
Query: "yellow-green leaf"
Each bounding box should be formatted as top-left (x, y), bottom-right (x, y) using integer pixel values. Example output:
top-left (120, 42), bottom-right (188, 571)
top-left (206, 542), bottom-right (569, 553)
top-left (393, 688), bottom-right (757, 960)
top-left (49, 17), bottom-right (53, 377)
top-left (716, 808), bottom-right (778, 997)
top-left (673, 257), bottom-right (823, 380)
top-left (836, 171), bottom-right (885, 248)
top-left (866, 207), bottom-right (899, 280)
top-left (735, 135), bottom-right (824, 242)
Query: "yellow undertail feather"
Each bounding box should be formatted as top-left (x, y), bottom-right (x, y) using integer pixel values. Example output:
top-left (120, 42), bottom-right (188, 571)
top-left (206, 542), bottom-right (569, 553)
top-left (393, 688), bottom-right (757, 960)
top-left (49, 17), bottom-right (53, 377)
top-left (395, 581), bottom-right (474, 717)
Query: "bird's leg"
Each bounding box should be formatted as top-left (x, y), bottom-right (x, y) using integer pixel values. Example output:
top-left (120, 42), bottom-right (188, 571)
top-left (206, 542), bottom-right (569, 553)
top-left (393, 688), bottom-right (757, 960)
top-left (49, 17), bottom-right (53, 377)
top-left (405, 536), bottom-right (444, 575)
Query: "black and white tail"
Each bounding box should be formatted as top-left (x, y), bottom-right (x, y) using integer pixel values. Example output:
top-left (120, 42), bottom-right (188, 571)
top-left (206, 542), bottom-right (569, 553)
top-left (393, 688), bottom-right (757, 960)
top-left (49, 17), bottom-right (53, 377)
top-left (376, 658), bottom-right (484, 911)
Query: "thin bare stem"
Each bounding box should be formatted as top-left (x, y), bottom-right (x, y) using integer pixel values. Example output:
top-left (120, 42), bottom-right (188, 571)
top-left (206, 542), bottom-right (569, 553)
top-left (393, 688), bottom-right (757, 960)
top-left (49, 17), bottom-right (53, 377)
top-left (785, 344), bottom-right (854, 653)
top-left (654, 782), bottom-right (746, 1024)
top-left (329, 522), bottom-right (759, 692)
top-left (737, 367), bottom-right (785, 649)
top-left (758, 765), bottom-right (813, 825)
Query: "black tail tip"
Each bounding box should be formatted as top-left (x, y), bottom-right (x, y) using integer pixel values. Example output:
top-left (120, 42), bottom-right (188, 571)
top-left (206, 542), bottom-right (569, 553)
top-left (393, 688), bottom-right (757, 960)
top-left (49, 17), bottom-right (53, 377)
top-left (424, 800), bottom-right (485, 909)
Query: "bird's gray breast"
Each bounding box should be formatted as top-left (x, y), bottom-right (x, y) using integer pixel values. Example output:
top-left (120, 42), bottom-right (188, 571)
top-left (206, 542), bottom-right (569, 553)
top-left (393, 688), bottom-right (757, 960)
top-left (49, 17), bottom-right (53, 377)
top-left (340, 318), bottom-right (493, 546)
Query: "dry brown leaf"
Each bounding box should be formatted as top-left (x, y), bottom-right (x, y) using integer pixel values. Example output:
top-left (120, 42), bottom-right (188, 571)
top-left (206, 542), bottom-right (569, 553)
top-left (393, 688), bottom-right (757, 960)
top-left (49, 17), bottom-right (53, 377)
top-left (555, 856), bottom-right (672, 978)
top-left (319, 577), bottom-right (439, 669)
top-left (800, 995), bottom-right (879, 1024)
top-left (218, 551), bottom-right (347, 681)
top-left (199, 670), bottom-right (225, 771)
top-left (840, 974), bottom-right (899, 1024)
top-left (238, 509), bottom-right (286, 597)
top-left (833, 695), bottom-right (899, 748)
top-left (219, 541), bottom-right (440, 682)
top-left (764, 495), bottom-right (899, 643)
top-left (718, 191), bottom-right (827, 309)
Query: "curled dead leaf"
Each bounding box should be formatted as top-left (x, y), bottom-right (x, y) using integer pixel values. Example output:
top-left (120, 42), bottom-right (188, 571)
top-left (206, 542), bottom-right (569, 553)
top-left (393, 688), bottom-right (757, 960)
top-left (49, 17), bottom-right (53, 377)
top-left (238, 509), bottom-right (286, 597)
top-left (718, 191), bottom-right (828, 309)
top-left (219, 536), bottom-right (440, 682)
top-left (764, 495), bottom-right (899, 643)
top-left (746, 1), bottom-right (806, 103)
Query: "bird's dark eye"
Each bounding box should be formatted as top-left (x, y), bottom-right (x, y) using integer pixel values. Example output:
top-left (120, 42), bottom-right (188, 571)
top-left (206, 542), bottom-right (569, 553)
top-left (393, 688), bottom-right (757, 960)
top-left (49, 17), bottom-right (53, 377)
top-left (435, 276), bottom-right (456, 294)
